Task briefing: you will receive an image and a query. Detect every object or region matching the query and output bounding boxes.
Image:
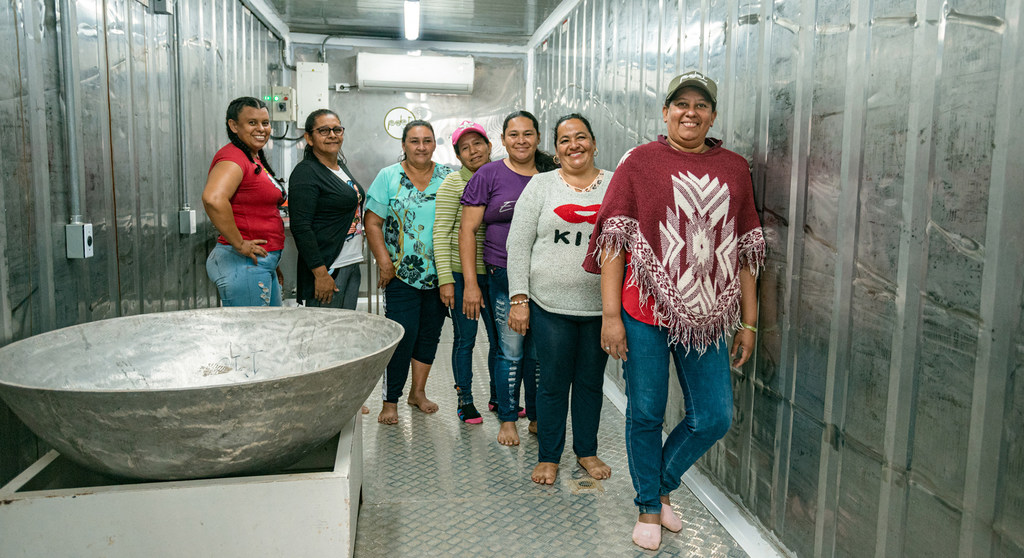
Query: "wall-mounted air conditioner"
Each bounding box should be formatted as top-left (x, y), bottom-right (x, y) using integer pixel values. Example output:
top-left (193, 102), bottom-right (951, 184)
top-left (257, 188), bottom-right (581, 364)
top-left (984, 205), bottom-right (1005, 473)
top-left (356, 52), bottom-right (475, 94)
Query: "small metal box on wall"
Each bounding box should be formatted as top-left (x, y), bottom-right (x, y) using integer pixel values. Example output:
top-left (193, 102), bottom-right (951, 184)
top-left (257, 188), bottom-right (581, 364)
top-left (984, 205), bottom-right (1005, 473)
top-left (269, 86), bottom-right (297, 122)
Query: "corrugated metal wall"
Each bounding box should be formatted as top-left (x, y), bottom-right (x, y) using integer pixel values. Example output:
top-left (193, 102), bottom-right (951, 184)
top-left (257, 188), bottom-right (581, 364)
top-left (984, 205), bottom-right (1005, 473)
top-left (533, 0), bottom-right (1024, 556)
top-left (0, 0), bottom-right (280, 485)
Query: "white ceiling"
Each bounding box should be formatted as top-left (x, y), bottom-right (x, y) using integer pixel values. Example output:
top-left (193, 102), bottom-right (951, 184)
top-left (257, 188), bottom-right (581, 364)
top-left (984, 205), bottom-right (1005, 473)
top-left (266, 0), bottom-right (567, 45)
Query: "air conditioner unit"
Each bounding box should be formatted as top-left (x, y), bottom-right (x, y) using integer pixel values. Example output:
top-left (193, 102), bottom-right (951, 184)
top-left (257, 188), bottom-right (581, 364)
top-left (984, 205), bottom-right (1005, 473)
top-left (356, 52), bottom-right (475, 94)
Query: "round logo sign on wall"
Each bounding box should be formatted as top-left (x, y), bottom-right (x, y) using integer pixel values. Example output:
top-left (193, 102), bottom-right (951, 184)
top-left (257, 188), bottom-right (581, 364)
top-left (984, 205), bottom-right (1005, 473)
top-left (384, 107), bottom-right (416, 139)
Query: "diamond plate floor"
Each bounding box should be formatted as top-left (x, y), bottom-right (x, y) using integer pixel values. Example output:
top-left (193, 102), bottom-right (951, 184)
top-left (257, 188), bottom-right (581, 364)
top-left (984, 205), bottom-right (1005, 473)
top-left (355, 321), bottom-right (749, 558)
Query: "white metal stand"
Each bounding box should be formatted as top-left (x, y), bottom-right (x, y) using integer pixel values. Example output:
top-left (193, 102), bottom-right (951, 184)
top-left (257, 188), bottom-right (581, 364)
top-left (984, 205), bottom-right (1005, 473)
top-left (0, 412), bottom-right (363, 558)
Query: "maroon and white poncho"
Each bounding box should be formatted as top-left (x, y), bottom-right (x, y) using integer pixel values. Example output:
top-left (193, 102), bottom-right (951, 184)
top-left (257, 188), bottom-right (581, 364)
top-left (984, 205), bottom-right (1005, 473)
top-left (582, 136), bottom-right (766, 352)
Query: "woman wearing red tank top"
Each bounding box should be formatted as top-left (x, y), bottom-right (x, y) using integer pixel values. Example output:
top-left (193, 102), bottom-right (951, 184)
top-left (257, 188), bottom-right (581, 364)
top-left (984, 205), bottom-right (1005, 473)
top-left (202, 97), bottom-right (286, 306)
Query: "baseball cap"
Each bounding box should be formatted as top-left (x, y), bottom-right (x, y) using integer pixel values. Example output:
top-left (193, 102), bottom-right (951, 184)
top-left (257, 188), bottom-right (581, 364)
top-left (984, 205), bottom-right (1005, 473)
top-left (452, 120), bottom-right (488, 146)
top-left (665, 71), bottom-right (718, 106)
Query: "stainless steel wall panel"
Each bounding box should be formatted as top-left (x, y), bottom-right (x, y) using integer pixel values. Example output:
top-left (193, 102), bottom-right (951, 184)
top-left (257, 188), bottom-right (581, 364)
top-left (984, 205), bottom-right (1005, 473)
top-left (834, 447), bottom-right (882, 558)
top-left (1001, 328), bottom-right (1024, 548)
top-left (845, 283), bottom-right (895, 452)
top-left (0, 2), bottom-right (22, 346)
top-left (725, 2), bottom-right (761, 158)
top-left (21, 0), bottom-right (59, 338)
top-left (913, 305), bottom-right (977, 502)
top-left (905, 483), bottom-right (963, 558)
top-left (750, 384), bottom-right (781, 523)
top-left (639, 0), bottom-right (662, 143)
top-left (76, 0), bottom-right (120, 322)
top-left (784, 410), bottom-right (823, 558)
top-left (680, 0), bottom-right (705, 70)
top-left (108, 0), bottom-right (141, 318)
top-left (843, 12), bottom-right (916, 457)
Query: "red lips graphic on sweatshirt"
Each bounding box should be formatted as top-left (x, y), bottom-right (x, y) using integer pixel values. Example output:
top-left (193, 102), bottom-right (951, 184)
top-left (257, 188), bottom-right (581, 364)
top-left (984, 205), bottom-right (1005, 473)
top-left (553, 204), bottom-right (601, 224)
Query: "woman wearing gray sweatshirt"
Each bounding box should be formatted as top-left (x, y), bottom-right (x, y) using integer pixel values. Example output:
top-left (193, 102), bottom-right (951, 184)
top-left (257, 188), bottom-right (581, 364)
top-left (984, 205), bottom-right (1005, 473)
top-left (506, 114), bottom-right (612, 486)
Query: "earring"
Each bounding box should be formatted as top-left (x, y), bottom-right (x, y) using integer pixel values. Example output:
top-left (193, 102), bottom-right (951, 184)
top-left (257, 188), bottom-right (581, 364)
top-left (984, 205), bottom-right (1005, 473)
top-left (553, 156), bottom-right (560, 165)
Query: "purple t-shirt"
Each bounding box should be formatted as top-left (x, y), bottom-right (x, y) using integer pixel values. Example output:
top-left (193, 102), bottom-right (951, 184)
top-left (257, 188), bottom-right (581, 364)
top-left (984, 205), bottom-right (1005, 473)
top-left (460, 160), bottom-right (533, 268)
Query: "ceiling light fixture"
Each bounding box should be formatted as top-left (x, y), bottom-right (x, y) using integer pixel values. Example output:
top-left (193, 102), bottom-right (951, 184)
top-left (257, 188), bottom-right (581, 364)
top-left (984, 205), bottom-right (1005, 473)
top-left (404, 0), bottom-right (420, 41)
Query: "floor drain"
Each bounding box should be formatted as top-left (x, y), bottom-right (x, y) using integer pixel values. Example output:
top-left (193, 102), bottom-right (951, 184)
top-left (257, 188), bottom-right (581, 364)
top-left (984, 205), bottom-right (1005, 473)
top-left (569, 478), bottom-right (605, 494)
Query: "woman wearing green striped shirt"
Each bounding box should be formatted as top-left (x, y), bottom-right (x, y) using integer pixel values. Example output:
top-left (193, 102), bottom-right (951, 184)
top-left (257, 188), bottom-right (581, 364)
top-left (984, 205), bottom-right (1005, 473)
top-left (432, 121), bottom-right (498, 424)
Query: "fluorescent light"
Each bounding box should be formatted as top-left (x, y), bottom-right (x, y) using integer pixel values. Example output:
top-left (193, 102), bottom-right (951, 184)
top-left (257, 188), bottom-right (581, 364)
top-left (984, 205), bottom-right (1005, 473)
top-left (404, 0), bottom-right (420, 41)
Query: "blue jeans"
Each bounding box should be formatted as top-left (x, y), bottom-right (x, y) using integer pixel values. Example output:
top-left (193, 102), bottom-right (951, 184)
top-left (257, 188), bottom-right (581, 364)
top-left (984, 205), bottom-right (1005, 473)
top-left (205, 244), bottom-right (282, 306)
top-left (382, 278), bottom-right (447, 403)
top-left (450, 272), bottom-right (498, 407)
top-left (305, 264), bottom-right (361, 310)
top-left (530, 304), bottom-right (607, 463)
top-left (487, 265), bottom-right (538, 423)
top-left (621, 310), bottom-right (733, 515)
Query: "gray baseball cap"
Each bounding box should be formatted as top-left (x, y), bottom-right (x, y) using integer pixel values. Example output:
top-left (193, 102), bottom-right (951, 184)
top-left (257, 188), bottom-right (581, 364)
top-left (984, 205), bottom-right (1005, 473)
top-left (665, 71), bottom-right (718, 106)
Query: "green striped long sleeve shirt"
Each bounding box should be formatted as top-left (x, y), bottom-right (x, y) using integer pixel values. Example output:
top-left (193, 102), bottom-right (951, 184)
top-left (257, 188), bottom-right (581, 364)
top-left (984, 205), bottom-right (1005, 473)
top-left (433, 166), bottom-right (486, 286)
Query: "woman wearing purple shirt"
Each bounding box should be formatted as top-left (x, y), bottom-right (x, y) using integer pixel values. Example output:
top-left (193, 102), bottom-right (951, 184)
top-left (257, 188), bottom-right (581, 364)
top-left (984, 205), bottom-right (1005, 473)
top-left (459, 110), bottom-right (557, 447)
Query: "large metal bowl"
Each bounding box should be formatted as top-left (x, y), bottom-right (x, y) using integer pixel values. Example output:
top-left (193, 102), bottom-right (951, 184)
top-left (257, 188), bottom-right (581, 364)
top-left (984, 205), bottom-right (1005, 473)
top-left (0, 307), bottom-right (403, 480)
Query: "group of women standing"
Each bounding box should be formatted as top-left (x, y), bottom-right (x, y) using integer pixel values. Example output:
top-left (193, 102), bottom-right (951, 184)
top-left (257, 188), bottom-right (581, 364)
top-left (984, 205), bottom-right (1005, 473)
top-left (200, 69), bottom-right (765, 551)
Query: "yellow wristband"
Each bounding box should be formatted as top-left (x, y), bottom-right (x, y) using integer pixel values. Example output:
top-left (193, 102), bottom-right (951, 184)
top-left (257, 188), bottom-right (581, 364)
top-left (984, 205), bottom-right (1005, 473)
top-left (740, 322), bottom-right (758, 333)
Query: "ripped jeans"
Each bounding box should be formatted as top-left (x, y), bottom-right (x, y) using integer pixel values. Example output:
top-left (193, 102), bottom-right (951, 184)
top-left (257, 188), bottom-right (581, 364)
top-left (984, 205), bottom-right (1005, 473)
top-left (487, 265), bottom-right (538, 423)
top-left (206, 243), bottom-right (282, 307)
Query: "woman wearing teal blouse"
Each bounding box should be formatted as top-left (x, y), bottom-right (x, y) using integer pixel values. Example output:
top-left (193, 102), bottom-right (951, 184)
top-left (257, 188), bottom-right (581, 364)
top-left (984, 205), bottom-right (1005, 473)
top-left (365, 120), bottom-right (452, 425)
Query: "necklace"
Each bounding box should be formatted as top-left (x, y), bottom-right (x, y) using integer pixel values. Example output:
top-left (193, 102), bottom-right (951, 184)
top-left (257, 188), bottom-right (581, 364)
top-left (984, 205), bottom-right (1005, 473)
top-left (559, 169), bottom-right (603, 193)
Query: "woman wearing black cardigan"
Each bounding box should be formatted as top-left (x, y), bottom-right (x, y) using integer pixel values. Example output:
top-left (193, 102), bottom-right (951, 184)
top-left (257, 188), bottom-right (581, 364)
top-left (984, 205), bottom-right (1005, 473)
top-left (288, 109), bottom-right (366, 308)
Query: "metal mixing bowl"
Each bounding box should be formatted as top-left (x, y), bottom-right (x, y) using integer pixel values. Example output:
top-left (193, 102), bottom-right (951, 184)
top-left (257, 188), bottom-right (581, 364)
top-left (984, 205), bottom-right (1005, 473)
top-left (0, 307), bottom-right (403, 480)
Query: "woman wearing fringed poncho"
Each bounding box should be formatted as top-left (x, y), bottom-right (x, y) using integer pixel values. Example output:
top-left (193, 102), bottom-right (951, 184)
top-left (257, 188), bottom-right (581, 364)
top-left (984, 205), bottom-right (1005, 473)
top-left (582, 71), bottom-right (766, 551)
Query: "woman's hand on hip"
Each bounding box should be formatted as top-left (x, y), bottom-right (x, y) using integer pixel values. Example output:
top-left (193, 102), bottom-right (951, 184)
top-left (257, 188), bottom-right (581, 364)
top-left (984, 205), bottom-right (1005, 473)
top-left (730, 328), bottom-right (756, 367)
top-left (509, 303), bottom-right (529, 336)
top-left (235, 239), bottom-right (268, 264)
top-left (601, 316), bottom-right (628, 361)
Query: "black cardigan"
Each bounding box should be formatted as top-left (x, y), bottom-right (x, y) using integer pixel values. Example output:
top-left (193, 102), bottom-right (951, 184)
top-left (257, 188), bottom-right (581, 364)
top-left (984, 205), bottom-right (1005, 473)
top-left (287, 152), bottom-right (365, 305)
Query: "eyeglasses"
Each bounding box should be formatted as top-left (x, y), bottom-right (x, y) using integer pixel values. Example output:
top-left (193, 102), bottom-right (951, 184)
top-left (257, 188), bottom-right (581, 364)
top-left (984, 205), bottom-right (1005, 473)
top-left (314, 126), bottom-right (345, 137)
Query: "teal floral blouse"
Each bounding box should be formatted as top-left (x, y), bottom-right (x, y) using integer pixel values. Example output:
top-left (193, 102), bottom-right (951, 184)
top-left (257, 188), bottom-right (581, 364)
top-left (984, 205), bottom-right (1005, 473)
top-left (366, 162), bottom-right (452, 290)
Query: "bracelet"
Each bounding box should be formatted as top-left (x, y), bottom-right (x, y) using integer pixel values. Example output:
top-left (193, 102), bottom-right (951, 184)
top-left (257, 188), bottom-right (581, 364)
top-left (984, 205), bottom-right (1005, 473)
top-left (740, 322), bottom-right (758, 333)
top-left (509, 299), bottom-right (529, 306)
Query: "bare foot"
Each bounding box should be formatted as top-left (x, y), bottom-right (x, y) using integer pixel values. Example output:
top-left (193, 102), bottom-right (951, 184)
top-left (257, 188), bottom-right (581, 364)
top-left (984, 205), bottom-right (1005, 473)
top-left (531, 462), bottom-right (558, 484)
top-left (377, 402), bottom-right (398, 424)
top-left (407, 393), bottom-right (438, 414)
top-left (528, 420), bottom-right (537, 434)
top-left (360, 405), bottom-right (370, 414)
top-left (497, 421), bottom-right (520, 446)
top-left (577, 456), bottom-right (611, 479)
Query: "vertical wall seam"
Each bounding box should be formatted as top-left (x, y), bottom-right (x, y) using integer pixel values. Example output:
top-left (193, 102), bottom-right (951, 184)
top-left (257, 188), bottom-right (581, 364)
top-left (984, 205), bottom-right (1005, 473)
top-left (729, 0), bottom-right (757, 506)
top-left (874, 0), bottom-right (944, 555)
top-left (813, 0), bottom-right (872, 554)
top-left (769, 0), bottom-right (818, 536)
top-left (958, 0), bottom-right (1024, 555)
top-left (98, 0), bottom-right (122, 319)
top-left (23, 0), bottom-right (57, 333)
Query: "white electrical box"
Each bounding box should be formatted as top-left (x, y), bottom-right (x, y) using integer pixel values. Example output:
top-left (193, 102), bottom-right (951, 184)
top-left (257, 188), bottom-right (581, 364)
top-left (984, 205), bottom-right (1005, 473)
top-left (296, 62), bottom-right (329, 122)
top-left (66, 223), bottom-right (94, 259)
top-left (268, 86), bottom-right (297, 122)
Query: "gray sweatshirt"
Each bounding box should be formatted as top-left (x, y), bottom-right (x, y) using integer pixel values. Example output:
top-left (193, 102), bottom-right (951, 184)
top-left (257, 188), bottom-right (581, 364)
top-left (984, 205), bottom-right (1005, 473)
top-left (506, 169), bottom-right (611, 316)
